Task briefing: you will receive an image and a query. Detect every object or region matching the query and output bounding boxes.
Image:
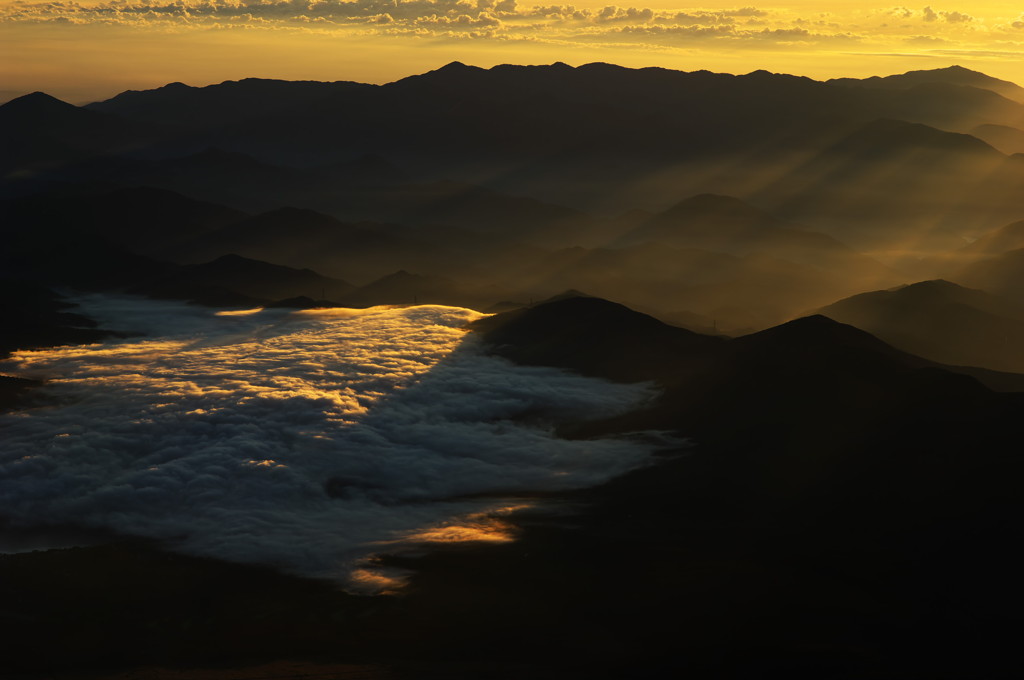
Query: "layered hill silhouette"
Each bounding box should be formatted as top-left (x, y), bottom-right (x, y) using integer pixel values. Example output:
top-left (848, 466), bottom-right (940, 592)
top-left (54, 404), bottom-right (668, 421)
top-left (7, 61), bottom-right (1024, 680)
top-left (458, 295), bottom-right (1024, 677)
top-left (615, 193), bottom-right (892, 273)
top-left (2, 186), bottom-right (247, 256)
top-left (132, 254), bottom-right (355, 307)
top-left (3, 292), bottom-right (1023, 679)
top-left (970, 123), bottom-right (1024, 154)
top-left (9, 62), bottom-right (1024, 249)
top-left (955, 246), bottom-right (1024, 299)
top-left (828, 64), bottom-right (1024, 103)
top-left (0, 91), bottom-right (158, 172)
top-left (11, 63), bottom-right (1024, 329)
top-left (818, 279), bottom-right (1024, 373)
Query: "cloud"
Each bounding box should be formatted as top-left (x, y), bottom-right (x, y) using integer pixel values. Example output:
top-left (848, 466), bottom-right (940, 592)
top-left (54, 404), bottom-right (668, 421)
top-left (942, 11), bottom-right (971, 23)
top-left (905, 34), bottom-right (948, 45)
top-left (0, 1), bottom-right (774, 37)
top-left (0, 0), bottom-right (1000, 56)
top-left (0, 296), bottom-right (666, 589)
top-left (922, 5), bottom-right (972, 24)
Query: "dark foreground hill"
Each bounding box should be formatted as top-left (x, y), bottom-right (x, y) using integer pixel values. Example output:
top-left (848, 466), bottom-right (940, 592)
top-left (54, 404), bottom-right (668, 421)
top-left (3, 295), bottom-right (1021, 679)
top-left (460, 297), bottom-right (1023, 677)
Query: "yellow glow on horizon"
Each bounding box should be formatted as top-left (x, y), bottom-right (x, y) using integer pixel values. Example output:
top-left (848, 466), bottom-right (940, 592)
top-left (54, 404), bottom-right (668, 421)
top-left (4, 2), bottom-right (1024, 103)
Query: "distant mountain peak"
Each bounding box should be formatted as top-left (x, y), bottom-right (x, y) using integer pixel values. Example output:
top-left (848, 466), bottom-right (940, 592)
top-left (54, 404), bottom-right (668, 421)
top-left (209, 253), bottom-right (250, 264)
top-left (538, 289), bottom-right (592, 304)
top-left (0, 91), bottom-right (76, 113)
top-left (434, 61), bottom-right (482, 74)
top-left (738, 314), bottom-right (908, 357)
top-left (898, 279), bottom-right (967, 293)
top-left (838, 118), bottom-right (999, 156)
top-left (5, 91), bottom-right (68, 105)
top-left (661, 193), bottom-right (772, 221)
top-left (828, 64), bottom-right (1024, 103)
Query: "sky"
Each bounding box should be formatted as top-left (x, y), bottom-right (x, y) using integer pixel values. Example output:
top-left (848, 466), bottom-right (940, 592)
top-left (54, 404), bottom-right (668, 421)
top-left (2, 2), bottom-right (1024, 104)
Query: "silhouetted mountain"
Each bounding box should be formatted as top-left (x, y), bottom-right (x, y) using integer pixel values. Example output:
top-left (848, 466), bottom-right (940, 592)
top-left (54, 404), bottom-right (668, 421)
top-left (829, 64), bottom-right (1024, 103)
top-left (86, 78), bottom-right (374, 129)
top-left (340, 269), bottom-right (498, 309)
top-left (476, 295), bottom-right (1022, 433)
top-left (74, 64), bottom-right (1024, 218)
top-left (1, 92), bottom-right (95, 129)
top-left (537, 288), bottom-right (593, 303)
top-left (970, 123), bottom-right (1024, 154)
top-left (758, 118), bottom-right (1010, 248)
top-left (132, 254), bottom-right (354, 305)
top-left (171, 206), bottom-right (402, 278)
top-left (264, 296), bottom-right (339, 309)
top-left (57, 147), bottom-right (297, 207)
top-left (3, 294), bottom-right (1021, 680)
top-left (840, 117), bottom-right (997, 157)
top-left (0, 279), bottom-right (113, 358)
top-left (7, 62), bottom-right (1024, 680)
top-left (382, 181), bottom-right (594, 244)
top-left (962, 217), bottom-right (1024, 256)
top-left (472, 296), bottom-right (723, 382)
top-left (0, 223), bottom-right (178, 291)
top-left (0, 92), bottom-right (153, 171)
top-left (954, 247), bottom-right (1024, 299)
top-left (2, 186), bottom-right (248, 257)
top-left (818, 280), bottom-right (1024, 373)
top-left (10, 64), bottom-right (1024, 255)
top-left (524, 238), bottom-right (892, 332)
top-left (617, 193), bottom-right (890, 274)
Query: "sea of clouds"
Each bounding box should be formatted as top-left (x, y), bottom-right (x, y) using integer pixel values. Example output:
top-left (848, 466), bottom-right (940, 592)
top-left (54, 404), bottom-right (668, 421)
top-left (0, 296), bottom-right (665, 588)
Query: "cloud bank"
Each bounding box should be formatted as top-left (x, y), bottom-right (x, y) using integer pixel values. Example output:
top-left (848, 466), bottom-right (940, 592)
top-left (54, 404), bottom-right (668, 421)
top-left (0, 2), bottom-right (994, 50)
top-left (0, 297), bottom-right (664, 589)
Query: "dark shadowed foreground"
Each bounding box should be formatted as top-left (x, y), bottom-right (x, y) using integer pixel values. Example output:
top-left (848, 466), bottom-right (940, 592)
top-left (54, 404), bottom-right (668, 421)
top-left (2, 296), bottom-right (1020, 679)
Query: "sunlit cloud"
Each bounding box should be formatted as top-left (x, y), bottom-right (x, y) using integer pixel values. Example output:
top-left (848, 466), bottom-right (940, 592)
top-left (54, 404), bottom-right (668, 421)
top-left (0, 2), bottom-right (999, 49)
top-left (0, 296), bottom-right (666, 589)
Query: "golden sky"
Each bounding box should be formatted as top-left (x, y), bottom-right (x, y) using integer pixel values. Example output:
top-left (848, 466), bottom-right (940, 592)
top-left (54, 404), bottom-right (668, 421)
top-left (4, 1), bottom-right (1024, 103)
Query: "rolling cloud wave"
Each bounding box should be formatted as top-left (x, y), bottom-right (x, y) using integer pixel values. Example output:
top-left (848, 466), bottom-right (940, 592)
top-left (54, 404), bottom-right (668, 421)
top-left (0, 297), bottom-right (663, 588)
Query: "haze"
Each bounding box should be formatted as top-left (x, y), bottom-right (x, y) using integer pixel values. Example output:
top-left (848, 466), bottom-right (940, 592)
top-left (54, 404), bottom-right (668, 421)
top-left (4, 41), bottom-right (1024, 678)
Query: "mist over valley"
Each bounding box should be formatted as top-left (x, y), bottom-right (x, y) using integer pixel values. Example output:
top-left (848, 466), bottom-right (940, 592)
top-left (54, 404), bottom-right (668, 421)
top-left (3, 61), bottom-right (1024, 679)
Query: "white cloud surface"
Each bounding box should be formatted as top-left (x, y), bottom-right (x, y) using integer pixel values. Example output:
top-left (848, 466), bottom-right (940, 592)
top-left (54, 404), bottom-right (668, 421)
top-left (0, 296), bottom-right (663, 588)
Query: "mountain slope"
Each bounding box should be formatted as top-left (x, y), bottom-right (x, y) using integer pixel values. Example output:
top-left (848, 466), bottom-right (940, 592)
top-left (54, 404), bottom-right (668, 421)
top-left (1, 186), bottom-right (248, 257)
top-left (818, 279), bottom-right (1024, 372)
top-left (0, 92), bottom-right (153, 171)
top-left (132, 254), bottom-right (355, 306)
top-left (616, 193), bottom-right (891, 274)
top-left (954, 247), bottom-right (1024, 299)
top-left (829, 64), bottom-right (1024, 103)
